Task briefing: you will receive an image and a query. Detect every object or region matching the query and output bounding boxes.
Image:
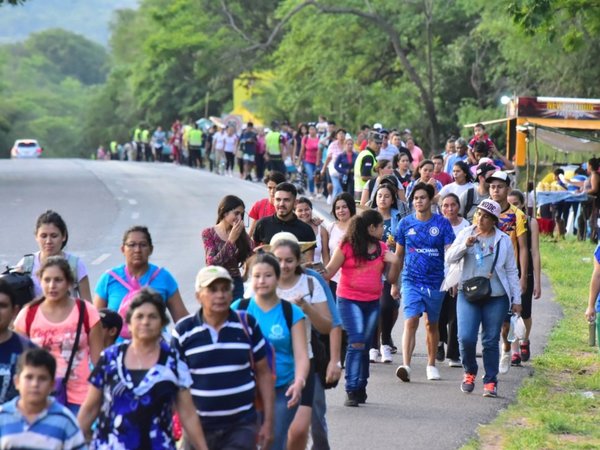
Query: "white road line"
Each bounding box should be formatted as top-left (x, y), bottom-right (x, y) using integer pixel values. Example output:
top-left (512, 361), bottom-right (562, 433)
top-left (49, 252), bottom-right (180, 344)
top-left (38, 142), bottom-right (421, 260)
top-left (131, 212), bottom-right (140, 220)
top-left (128, 198), bottom-right (138, 205)
top-left (91, 253), bottom-right (111, 265)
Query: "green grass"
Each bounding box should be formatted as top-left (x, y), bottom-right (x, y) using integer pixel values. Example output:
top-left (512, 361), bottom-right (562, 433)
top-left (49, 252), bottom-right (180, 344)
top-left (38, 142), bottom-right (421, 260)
top-left (463, 238), bottom-right (600, 450)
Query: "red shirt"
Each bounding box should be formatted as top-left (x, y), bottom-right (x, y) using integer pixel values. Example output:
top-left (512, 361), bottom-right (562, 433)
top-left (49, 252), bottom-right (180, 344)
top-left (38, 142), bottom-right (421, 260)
top-left (433, 171), bottom-right (453, 186)
top-left (249, 198), bottom-right (275, 221)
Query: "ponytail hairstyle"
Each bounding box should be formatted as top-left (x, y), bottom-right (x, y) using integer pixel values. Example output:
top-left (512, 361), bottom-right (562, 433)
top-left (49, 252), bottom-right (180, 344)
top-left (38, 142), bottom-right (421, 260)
top-left (341, 209), bottom-right (383, 262)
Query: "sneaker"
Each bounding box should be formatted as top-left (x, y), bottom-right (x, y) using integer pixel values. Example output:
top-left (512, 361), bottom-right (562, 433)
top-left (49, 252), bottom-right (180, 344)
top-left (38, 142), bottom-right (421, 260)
top-left (395, 365), bottom-right (411, 382)
top-left (448, 359), bottom-right (462, 368)
top-left (344, 391), bottom-right (359, 407)
top-left (436, 343), bottom-right (445, 362)
top-left (356, 388), bottom-right (367, 404)
top-left (483, 382), bottom-right (498, 398)
top-left (499, 352), bottom-right (511, 374)
top-left (511, 352), bottom-right (522, 366)
top-left (461, 373), bottom-right (476, 393)
top-left (426, 365), bottom-right (441, 380)
top-left (369, 348), bottom-right (380, 363)
top-left (380, 345), bottom-right (393, 363)
top-left (520, 340), bottom-right (531, 362)
top-left (389, 337), bottom-right (397, 354)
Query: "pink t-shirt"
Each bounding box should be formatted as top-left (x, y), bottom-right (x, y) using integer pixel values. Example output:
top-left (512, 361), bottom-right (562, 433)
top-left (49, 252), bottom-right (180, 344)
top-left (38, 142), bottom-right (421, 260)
top-left (336, 241), bottom-right (386, 301)
top-left (14, 300), bottom-right (100, 405)
top-left (302, 136), bottom-right (320, 164)
top-left (410, 145), bottom-right (424, 169)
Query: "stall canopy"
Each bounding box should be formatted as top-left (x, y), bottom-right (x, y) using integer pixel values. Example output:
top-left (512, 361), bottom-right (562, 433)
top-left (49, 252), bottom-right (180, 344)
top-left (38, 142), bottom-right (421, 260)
top-left (507, 97), bottom-right (600, 165)
top-left (534, 127), bottom-right (600, 154)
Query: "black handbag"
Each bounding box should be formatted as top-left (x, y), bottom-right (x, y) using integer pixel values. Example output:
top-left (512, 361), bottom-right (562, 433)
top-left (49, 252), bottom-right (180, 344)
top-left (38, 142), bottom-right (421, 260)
top-left (463, 242), bottom-right (500, 303)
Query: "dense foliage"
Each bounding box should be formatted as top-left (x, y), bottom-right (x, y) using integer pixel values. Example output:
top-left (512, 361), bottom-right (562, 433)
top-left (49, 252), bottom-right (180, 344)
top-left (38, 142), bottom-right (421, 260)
top-left (1, 0), bottom-right (599, 157)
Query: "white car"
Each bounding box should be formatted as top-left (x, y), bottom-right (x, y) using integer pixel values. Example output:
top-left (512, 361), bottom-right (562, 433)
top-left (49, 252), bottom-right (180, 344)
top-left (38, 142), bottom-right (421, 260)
top-left (10, 139), bottom-right (43, 158)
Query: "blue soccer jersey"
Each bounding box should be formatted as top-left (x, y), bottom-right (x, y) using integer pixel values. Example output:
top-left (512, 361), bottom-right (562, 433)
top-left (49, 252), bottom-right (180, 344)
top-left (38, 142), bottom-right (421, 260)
top-left (394, 213), bottom-right (455, 289)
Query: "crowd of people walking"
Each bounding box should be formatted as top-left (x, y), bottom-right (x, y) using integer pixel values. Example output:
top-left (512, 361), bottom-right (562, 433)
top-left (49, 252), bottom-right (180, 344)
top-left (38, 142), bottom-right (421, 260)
top-left (0, 116), bottom-right (563, 450)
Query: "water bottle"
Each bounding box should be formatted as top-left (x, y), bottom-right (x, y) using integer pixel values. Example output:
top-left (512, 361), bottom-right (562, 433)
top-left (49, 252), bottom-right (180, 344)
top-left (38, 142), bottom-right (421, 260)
top-left (507, 316), bottom-right (516, 343)
top-left (589, 319), bottom-right (596, 347)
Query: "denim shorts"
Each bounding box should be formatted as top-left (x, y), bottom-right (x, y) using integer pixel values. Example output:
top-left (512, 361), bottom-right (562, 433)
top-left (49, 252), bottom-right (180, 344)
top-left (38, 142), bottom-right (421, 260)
top-left (401, 284), bottom-right (445, 323)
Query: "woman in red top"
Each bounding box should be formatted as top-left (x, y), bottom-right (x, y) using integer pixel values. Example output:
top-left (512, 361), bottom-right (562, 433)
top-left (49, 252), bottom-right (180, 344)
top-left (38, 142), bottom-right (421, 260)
top-left (298, 125), bottom-right (320, 198)
top-left (202, 195), bottom-right (253, 300)
top-left (324, 210), bottom-right (400, 407)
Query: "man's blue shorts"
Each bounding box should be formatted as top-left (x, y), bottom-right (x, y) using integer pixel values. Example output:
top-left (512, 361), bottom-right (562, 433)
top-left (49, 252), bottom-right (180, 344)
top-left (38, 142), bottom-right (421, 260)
top-left (401, 283), bottom-right (445, 324)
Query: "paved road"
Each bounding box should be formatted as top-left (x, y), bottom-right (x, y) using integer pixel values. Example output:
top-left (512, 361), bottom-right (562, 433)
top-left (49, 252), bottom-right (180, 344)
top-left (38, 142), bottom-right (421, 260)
top-left (0, 159), bottom-right (562, 449)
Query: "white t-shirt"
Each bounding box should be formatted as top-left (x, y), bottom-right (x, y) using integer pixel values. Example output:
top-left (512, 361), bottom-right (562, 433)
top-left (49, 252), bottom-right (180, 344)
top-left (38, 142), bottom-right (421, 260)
top-left (17, 251), bottom-right (88, 298)
top-left (327, 222), bottom-right (346, 283)
top-left (213, 131), bottom-right (226, 151)
top-left (223, 134), bottom-right (238, 153)
top-left (277, 274), bottom-right (327, 359)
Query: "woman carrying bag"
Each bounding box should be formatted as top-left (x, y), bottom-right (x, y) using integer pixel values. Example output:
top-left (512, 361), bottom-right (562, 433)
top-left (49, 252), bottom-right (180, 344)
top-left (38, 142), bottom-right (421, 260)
top-left (444, 199), bottom-right (521, 398)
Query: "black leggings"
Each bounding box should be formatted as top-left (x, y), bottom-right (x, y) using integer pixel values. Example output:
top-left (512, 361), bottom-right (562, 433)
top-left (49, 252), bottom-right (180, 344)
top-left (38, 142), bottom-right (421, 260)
top-left (225, 152), bottom-right (235, 171)
top-left (438, 291), bottom-right (459, 360)
top-left (372, 281), bottom-right (399, 348)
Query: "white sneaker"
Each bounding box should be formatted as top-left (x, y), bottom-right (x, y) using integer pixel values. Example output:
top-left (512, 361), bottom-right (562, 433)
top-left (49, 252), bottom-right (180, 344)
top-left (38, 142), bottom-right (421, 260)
top-left (395, 365), bottom-right (411, 382)
top-left (426, 365), bottom-right (441, 380)
top-left (499, 351), bottom-right (511, 374)
top-left (380, 345), bottom-right (393, 363)
top-left (448, 359), bottom-right (462, 368)
top-left (369, 348), bottom-right (380, 363)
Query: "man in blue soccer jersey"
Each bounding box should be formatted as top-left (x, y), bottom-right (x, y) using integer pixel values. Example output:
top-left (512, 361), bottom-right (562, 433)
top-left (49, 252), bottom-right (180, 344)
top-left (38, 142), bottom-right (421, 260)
top-left (392, 182), bottom-right (455, 382)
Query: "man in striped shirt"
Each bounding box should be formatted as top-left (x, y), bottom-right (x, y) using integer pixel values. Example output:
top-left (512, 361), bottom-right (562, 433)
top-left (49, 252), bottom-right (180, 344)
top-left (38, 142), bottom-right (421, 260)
top-left (0, 348), bottom-right (86, 450)
top-left (172, 266), bottom-right (274, 450)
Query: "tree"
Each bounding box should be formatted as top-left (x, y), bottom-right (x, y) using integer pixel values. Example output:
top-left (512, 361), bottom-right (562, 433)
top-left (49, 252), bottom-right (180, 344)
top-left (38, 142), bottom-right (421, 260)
top-left (219, 0), bottom-right (475, 149)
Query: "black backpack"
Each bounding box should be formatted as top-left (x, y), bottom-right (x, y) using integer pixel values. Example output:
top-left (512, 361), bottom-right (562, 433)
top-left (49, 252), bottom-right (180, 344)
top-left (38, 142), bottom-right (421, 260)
top-left (0, 267), bottom-right (34, 307)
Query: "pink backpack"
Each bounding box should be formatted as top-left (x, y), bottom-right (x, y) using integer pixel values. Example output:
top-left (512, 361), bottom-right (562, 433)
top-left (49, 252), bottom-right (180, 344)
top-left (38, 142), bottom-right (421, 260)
top-left (108, 266), bottom-right (162, 338)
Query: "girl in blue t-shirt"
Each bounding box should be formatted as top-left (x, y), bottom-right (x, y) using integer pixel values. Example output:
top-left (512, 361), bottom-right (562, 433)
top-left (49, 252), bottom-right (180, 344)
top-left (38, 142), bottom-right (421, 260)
top-left (232, 253), bottom-right (308, 450)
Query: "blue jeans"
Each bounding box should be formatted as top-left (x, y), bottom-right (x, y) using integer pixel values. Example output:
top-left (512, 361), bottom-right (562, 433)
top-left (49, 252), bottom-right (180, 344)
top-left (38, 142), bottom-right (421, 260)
top-left (457, 292), bottom-right (509, 384)
top-left (303, 162), bottom-right (316, 194)
top-left (338, 298), bottom-right (380, 392)
top-left (311, 375), bottom-right (329, 450)
top-left (273, 385), bottom-right (299, 450)
top-left (330, 174), bottom-right (343, 199)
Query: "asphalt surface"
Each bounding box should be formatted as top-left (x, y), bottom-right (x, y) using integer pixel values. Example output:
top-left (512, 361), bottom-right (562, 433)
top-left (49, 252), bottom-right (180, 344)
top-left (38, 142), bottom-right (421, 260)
top-left (0, 159), bottom-right (563, 449)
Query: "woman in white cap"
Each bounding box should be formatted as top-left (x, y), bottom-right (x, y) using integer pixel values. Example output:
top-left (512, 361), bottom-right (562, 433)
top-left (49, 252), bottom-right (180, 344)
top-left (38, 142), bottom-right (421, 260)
top-left (445, 199), bottom-right (521, 398)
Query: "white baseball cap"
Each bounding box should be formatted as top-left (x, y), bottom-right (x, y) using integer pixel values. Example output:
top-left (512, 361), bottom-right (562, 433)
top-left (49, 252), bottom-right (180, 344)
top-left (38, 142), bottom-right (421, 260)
top-left (476, 199), bottom-right (501, 220)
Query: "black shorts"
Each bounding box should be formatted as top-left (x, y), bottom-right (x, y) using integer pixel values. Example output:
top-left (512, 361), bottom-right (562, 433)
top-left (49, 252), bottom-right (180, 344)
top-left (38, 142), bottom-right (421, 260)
top-left (300, 359), bottom-right (316, 407)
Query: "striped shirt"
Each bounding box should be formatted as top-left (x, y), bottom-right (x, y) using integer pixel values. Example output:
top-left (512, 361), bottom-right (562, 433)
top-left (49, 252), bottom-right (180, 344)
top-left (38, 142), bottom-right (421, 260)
top-left (0, 397), bottom-right (86, 449)
top-left (171, 309), bottom-right (267, 429)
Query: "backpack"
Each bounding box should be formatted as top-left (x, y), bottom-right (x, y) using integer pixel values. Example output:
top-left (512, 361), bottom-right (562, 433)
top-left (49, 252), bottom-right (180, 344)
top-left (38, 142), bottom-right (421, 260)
top-left (0, 267), bottom-right (34, 307)
top-left (237, 298), bottom-right (293, 374)
top-left (107, 267), bottom-right (162, 339)
top-left (22, 253), bottom-right (81, 298)
top-left (464, 187), bottom-right (475, 221)
top-left (236, 299), bottom-right (293, 410)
